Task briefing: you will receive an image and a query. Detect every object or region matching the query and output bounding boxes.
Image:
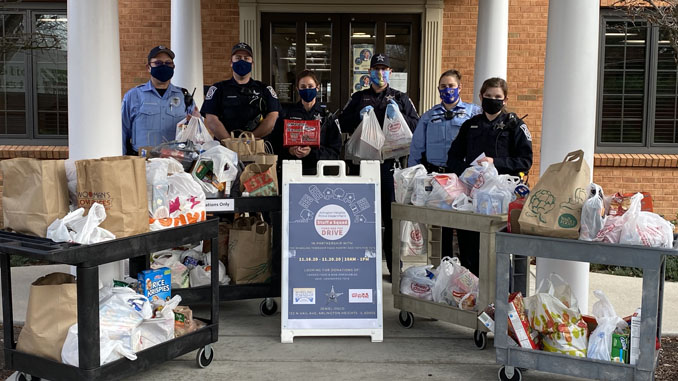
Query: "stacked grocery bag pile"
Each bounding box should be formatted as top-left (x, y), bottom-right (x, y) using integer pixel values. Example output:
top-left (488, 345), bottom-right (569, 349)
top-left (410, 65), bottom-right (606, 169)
top-left (480, 150), bottom-right (673, 362)
top-left (0, 116), bottom-right (270, 366)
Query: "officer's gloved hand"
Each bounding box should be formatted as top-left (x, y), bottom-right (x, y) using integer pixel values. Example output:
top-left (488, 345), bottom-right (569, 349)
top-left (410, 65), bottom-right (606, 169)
top-left (386, 99), bottom-right (398, 119)
top-left (359, 105), bottom-right (374, 121)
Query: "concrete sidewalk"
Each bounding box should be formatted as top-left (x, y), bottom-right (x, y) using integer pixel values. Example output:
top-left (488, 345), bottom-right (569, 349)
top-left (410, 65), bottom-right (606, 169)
top-left (1, 262), bottom-right (675, 380)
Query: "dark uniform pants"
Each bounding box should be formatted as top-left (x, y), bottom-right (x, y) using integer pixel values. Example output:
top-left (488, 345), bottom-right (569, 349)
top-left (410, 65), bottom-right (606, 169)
top-left (457, 229), bottom-right (480, 277)
top-left (380, 160), bottom-right (396, 275)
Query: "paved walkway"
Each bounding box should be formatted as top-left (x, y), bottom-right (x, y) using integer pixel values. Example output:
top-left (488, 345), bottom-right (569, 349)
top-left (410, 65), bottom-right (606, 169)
top-left (1, 263), bottom-right (675, 380)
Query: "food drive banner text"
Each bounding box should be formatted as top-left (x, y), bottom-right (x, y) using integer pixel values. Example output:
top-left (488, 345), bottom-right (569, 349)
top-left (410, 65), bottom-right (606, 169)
top-left (287, 183), bottom-right (378, 324)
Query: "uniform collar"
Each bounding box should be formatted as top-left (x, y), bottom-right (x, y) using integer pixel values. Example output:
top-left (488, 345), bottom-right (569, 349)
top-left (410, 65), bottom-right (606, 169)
top-left (228, 77), bottom-right (253, 86)
top-left (438, 99), bottom-right (468, 111)
top-left (141, 80), bottom-right (181, 96)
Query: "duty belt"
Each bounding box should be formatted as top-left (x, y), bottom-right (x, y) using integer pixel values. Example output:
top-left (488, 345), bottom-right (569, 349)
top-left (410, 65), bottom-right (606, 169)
top-left (424, 162), bottom-right (447, 173)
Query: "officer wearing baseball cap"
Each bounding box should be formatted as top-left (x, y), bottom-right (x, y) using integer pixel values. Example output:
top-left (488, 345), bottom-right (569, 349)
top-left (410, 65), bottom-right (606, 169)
top-left (338, 53), bottom-right (420, 278)
top-left (121, 45), bottom-right (196, 155)
top-left (201, 42), bottom-right (281, 139)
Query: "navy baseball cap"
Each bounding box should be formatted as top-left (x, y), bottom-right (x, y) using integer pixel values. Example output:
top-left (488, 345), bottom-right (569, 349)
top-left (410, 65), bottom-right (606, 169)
top-left (148, 45), bottom-right (175, 62)
top-left (370, 53), bottom-right (390, 68)
top-left (232, 42), bottom-right (253, 57)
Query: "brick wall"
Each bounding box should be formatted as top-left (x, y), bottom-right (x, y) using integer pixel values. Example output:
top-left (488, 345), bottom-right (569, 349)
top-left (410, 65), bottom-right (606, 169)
top-left (442, 0), bottom-right (548, 183)
top-left (118, 0), bottom-right (239, 96)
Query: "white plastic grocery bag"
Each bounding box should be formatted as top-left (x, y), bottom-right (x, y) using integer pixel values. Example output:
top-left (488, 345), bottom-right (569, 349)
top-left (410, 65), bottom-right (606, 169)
top-left (399, 265), bottom-right (435, 301)
top-left (393, 164), bottom-right (427, 204)
top-left (176, 116), bottom-right (213, 146)
top-left (46, 203), bottom-right (116, 244)
top-left (579, 183), bottom-right (605, 241)
top-left (619, 193), bottom-right (674, 248)
top-left (400, 220), bottom-right (427, 257)
top-left (587, 290), bottom-right (627, 361)
top-left (381, 106), bottom-right (413, 160)
top-left (134, 295), bottom-right (182, 351)
top-left (345, 109), bottom-right (384, 162)
top-left (411, 173), bottom-right (436, 207)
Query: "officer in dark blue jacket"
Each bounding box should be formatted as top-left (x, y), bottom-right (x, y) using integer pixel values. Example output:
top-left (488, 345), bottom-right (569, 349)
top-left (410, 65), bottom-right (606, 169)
top-left (338, 53), bottom-right (420, 277)
top-left (446, 77), bottom-right (532, 276)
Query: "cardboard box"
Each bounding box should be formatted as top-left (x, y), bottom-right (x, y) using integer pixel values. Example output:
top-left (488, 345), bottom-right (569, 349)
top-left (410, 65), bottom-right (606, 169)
top-left (611, 332), bottom-right (630, 364)
top-left (138, 267), bottom-right (172, 303)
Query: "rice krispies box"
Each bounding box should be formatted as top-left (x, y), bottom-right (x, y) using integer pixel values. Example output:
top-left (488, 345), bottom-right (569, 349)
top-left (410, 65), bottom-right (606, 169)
top-left (138, 267), bottom-right (172, 303)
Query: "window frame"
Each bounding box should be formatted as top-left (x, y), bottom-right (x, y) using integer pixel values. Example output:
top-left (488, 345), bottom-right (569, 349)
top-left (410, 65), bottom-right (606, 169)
top-left (0, 2), bottom-right (67, 146)
top-left (597, 10), bottom-right (678, 154)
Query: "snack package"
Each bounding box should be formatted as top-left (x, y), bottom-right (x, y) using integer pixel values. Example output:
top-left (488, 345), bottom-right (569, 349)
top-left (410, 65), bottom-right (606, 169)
top-left (609, 192), bottom-right (654, 216)
top-left (174, 306), bottom-right (200, 337)
top-left (478, 304), bottom-right (496, 333)
top-left (138, 268), bottom-right (172, 304)
top-left (508, 292), bottom-right (539, 349)
top-left (611, 332), bottom-right (631, 364)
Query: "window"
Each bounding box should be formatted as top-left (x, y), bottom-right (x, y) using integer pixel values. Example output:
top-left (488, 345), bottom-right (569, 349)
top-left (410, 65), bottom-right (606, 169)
top-left (597, 15), bottom-right (678, 153)
top-left (0, 6), bottom-right (67, 144)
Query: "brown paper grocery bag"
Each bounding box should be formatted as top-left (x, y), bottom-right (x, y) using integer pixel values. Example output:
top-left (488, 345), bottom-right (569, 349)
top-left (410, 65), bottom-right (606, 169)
top-left (16, 272), bottom-right (77, 362)
top-left (221, 131), bottom-right (265, 162)
top-left (0, 158), bottom-right (69, 237)
top-left (519, 150), bottom-right (590, 239)
top-left (75, 156), bottom-right (149, 238)
top-left (240, 163), bottom-right (278, 196)
top-left (227, 216), bottom-right (272, 284)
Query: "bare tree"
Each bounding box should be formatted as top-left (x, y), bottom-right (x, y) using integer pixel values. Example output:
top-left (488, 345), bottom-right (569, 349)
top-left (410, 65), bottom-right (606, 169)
top-left (613, 0), bottom-right (678, 62)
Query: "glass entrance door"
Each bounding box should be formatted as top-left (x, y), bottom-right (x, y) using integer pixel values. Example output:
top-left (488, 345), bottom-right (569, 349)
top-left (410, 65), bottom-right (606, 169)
top-left (262, 13), bottom-right (420, 112)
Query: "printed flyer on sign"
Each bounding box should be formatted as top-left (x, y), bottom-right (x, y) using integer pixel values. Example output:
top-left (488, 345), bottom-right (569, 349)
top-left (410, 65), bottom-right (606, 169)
top-left (287, 183), bottom-right (378, 322)
top-left (353, 45), bottom-right (373, 72)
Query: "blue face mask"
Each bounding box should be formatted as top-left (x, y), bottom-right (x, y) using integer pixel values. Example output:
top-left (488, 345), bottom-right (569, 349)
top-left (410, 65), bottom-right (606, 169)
top-left (150, 65), bottom-right (174, 82)
top-left (439, 87), bottom-right (459, 105)
top-left (370, 69), bottom-right (390, 86)
top-left (298, 88), bottom-right (317, 103)
top-left (232, 59), bottom-right (252, 76)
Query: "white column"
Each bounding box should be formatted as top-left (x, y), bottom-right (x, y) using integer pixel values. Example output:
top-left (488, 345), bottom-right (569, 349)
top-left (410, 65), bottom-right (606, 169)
top-left (420, 3), bottom-right (444, 112)
top-left (171, 0), bottom-right (205, 108)
top-left (239, 1), bottom-right (260, 80)
top-left (472, 0), bottom-right (509, 100)
top-left (536, 0), bottom-right (599, 313)
top-left (67, 0), bottom-right (123, 283)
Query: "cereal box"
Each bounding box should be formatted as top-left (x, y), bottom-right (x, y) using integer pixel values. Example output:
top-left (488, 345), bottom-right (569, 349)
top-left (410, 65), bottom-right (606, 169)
top-left (138, 267), bottom-right (172, 303)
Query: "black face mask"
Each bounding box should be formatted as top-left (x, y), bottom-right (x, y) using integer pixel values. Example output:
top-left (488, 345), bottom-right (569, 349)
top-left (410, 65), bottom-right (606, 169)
top-left (482, 97), bottom-right (504, 115)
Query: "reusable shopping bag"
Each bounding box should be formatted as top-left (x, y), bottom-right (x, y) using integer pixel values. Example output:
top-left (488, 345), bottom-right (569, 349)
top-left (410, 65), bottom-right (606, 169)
top-left (381, 106), bottom-right (413, 160)
top-left (175, 116), bottom-right (213, 146)
top-left (0, 158), bottom-right (69, 237)
top-left (240, 163), bottom-right (278, 196)
top-left (518, 150), bottom-right (590, 239)
top-left (524, 273), bottom-right (588, 357)
top-left (16, 273), bottom-right (78, 362)
top-left (76, 156), bottom-right (149, 238)
top-left (227, 216), bottom-right (272, 284)
top-left (221, 130), bottom-right (265, 162)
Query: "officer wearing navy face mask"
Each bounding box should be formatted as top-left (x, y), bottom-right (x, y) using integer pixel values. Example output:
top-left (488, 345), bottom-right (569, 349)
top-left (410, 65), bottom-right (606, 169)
top-left (201, 42), bottom-right (281, 139)
top-left (408, 69), bottom-right (481, 172)
top-left (122, 46), bottom-right (196, 155)
top-left (338, 53), bottom-right (419, 278)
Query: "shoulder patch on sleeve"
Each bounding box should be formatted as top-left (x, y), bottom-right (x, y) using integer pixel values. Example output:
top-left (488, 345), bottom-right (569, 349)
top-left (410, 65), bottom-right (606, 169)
top-left (267, 85), bottom-right (278, 99)
top-left (519, 124), bottom-right (532, 142)
top-left (205, 86), bottom-right (217, 101)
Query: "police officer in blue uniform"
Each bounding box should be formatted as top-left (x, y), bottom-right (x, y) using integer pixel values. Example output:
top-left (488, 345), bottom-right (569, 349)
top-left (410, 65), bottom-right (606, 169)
top-left (409, 69), bottom-right (481, 171)
top-left (122, 46), bottom-right (194, 155)
top-left (408, 69), bottom-right (480, 261)
top-left (201, 42), bottom-right (281, 139)
top-left (446, 77), bottom-right (533, 275)
top-left (271, 70), bottom-right (342, 175)
top-left (338, 53), bottom-right (420, 277)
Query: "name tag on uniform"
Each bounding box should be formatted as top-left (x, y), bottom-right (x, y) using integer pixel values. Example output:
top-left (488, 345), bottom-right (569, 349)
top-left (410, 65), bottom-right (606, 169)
top-left (226, 95), bottom-right (237, 98)
top-left (470, 125), bottom-right (478, 129)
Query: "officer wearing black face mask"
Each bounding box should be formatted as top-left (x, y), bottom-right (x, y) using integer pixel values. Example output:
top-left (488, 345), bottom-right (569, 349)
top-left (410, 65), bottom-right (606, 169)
top-left (201, 42), bottom-right (281, 140)
top-left (445, 77), bottom-right (533, 276)
top-left (122, 46), bottom-right (197, 155)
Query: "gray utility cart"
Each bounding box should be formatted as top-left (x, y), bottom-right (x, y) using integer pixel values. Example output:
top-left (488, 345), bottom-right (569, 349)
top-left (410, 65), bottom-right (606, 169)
top-left (391, 203), bottom-right (526, 349)
top-left (494, 231), bottom-right (675, 381)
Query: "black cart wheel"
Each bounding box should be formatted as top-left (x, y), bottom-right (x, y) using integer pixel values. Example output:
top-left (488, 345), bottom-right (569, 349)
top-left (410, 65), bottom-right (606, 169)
top-left (260, 298), bottom-right (278, 316)
top-left (498, 366), bottom-right (522, 381)
top-left (17, 373), bottom-right (41, 381)
top-left (398, 311), bottom-right (414, 328)
top-left (196, 345), bottom-right (214, 368)
top-left (474, 329), bottom-right (488, 350)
